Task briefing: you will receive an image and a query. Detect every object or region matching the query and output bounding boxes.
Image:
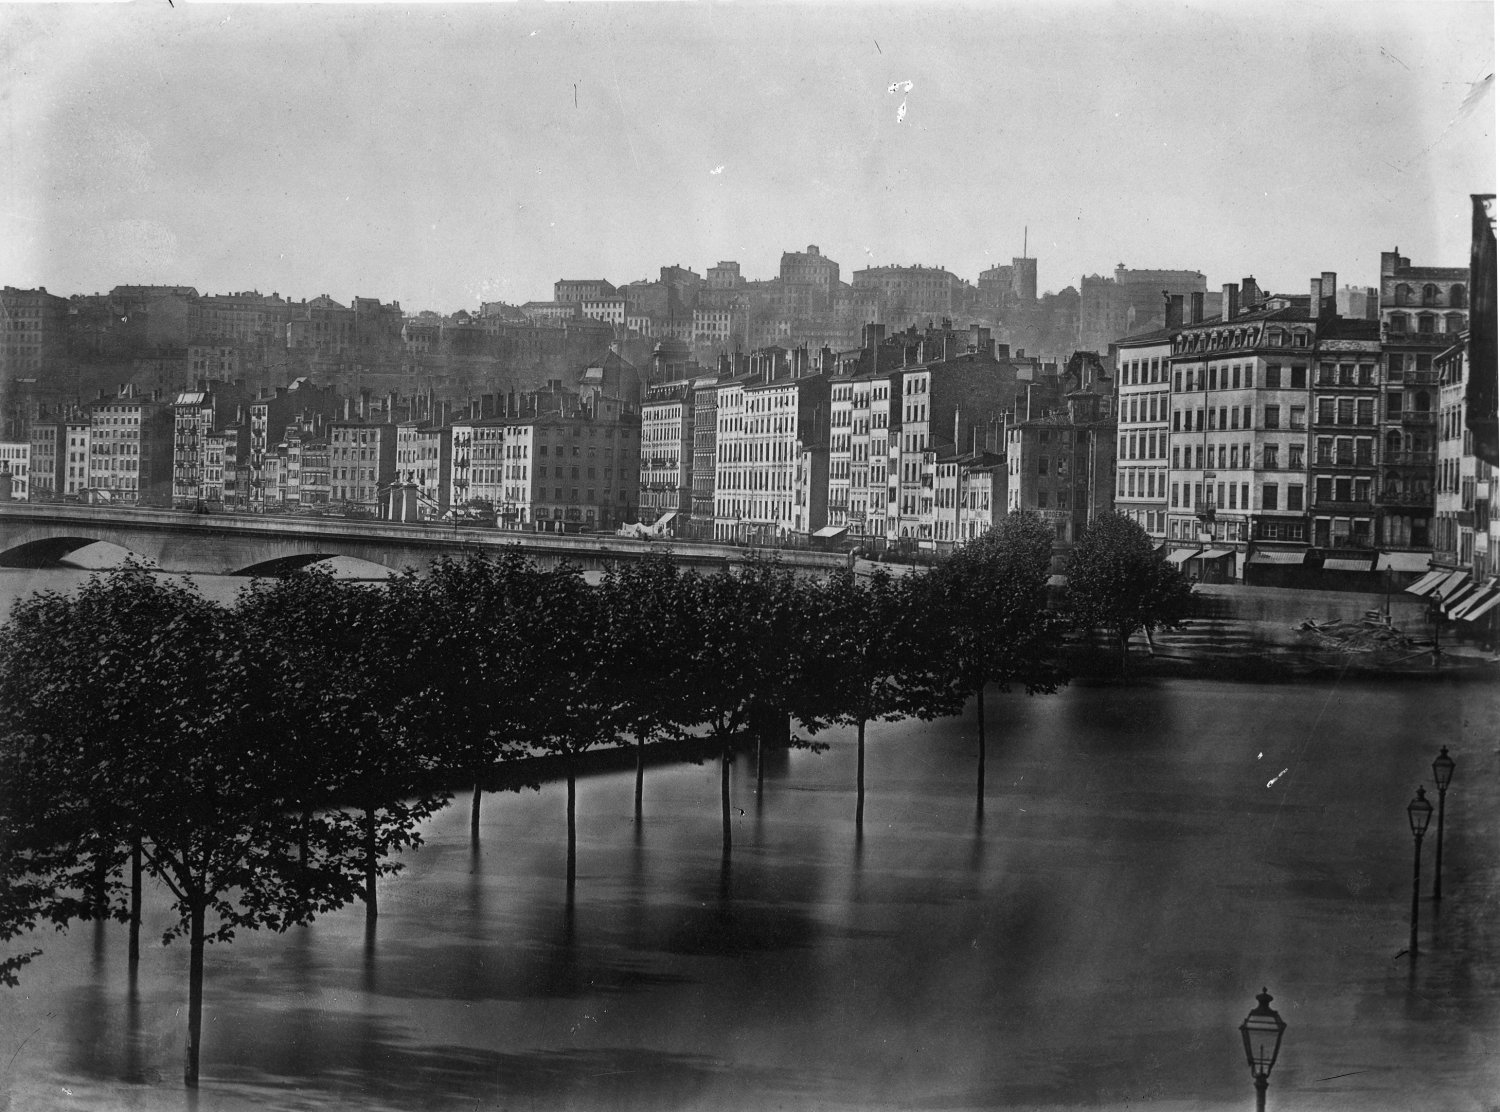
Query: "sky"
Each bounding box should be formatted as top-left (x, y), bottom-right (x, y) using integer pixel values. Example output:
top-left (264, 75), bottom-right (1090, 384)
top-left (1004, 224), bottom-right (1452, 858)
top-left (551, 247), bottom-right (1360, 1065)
top-left (1, 1), bottom-right (1493, 314)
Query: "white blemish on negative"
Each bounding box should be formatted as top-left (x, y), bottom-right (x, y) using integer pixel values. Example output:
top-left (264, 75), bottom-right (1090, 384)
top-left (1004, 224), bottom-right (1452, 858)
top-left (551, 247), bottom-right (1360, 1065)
top-left (1266, 768), bottom-right (1289, 788)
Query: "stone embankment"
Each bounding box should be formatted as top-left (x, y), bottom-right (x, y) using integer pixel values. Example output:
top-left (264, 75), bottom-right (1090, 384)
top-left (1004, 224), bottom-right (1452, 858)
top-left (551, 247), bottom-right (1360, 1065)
top-left (1087, 583), bottom-right (1499, 681)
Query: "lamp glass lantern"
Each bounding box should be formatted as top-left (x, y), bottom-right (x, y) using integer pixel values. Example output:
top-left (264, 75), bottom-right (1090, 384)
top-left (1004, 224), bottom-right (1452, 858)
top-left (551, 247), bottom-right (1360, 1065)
top-left (1432, 747), bottom-right (1456, 792)
top-left (1240, 989), bottom-right (1286, 1078)
top-left (1407, 787), bottom-right (1434, 838)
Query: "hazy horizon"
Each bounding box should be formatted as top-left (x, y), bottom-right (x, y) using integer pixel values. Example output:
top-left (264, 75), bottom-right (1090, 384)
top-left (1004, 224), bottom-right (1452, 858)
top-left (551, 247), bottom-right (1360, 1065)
top-left (2, 1), bottom-right (1493, 314)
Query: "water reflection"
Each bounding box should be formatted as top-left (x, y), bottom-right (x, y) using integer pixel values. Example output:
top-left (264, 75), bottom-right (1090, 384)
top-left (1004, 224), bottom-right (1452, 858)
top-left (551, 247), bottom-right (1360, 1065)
top-left (7, 675), bottom-right (1499, 1111)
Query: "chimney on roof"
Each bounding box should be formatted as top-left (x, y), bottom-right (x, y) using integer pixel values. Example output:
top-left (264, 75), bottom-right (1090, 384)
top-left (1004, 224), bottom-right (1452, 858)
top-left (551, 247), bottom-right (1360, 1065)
top-left (1310, 278), bottom-right (1325, 318)
top-left (1222, 283), bottom-right (1240, 321)
top-left (1189, 292), bottom-right (1205, 324)
top-left (1241, 277), bottom-right (1260, 311)
top-left (1165, 294), bottom-right (1184, 329)
top-left (1321, 271), bottom-right (1337, 318)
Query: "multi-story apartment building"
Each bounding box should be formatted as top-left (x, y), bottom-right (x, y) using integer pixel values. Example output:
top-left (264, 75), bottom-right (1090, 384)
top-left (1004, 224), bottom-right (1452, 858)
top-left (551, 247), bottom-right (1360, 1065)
top-left (932, 450), bottom-right (1006, 550)
top-left (1005, 394), bottom-right (1117, 552)
top-left (1434, 334), bottom-right (1471, 572)
top-left (62, 420), bottom-right (90, 497)
top-left (639, 379), bottom-right (695, 528)
top-left (499, 394), bottom-right (640, 532)
top-left (173, 391), bottom-right (218, 508)
top-left (1377, 248), bottom-right (1468, 553)
top-left (395, 422), bottom-right (452, 517)
top-left (26, 419), bottom-right (65, 500)
top-left (299, 440), bottom-right (330, 507)
top-left (581, 297), bottom-right (628, 327)
top-left (449, 418), bottom-right (508, 511)
top-left (0, 442), bottom-right (29, 499)
top-left (1309, 307), bottom-right (1382, 554)
top-left (87, 387), bottom-right (174, 505)
top-left (247, 380), bottom-right (337, 507)
top-left (1, 286), bottom-right (69, 376)
top-left (1113, 319), bottom-right (1177, 543)
top-left (1166, 280), bottom-right (1313, 580)
top-left (328, 421), bottom-right (397, 512)
top-left (712, 350), bottom-right (830, 543)
top-left (689, 373), bottom-right (721, 540)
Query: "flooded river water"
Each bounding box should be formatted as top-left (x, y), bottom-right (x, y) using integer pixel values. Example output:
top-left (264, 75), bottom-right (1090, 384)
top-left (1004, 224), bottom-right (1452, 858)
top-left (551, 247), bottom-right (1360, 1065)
top-left (0, 568), bottom-right (1496, 1111)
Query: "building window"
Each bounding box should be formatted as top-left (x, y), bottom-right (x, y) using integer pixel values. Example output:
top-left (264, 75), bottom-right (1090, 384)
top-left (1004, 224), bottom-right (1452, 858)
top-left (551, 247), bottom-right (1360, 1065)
top-left (1262, 484), bottom-right (1279, 510)
top-left (1265, 405), bottom-right (1280, 429)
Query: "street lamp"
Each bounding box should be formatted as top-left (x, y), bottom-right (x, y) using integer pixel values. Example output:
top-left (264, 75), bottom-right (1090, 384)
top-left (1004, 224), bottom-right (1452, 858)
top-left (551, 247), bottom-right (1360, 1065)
top-left (1407, 786), bottom-right (1434, 955)
top-left (1431, 747), bottom-right (1456, 902)
top-left (1239, 988), bottom-right (1287, 1112)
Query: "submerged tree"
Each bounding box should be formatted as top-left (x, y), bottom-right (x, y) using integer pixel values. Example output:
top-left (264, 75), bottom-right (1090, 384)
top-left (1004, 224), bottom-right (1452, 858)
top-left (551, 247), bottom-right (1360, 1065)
top-left (930, 514), bottom-right (1068, 813)
top-left (1066, 512), bottom-right (1194, 674)
top-left (0, 567), bottom-right (370, 1086)
top-left (797, 568), bottom-right (949, 832)
top-left (236, 569), bottom-right (448, 927)
top-left (597, 553), bottom-right (690, 820)
top-left (403, 553), bottom-right (542, 847)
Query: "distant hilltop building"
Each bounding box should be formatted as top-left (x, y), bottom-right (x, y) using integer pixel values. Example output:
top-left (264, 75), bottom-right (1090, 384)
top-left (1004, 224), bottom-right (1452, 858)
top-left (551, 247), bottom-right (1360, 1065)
top-left (978, 257), bottom-right (1038, 310)
top-left (1079, 264), bottom-right (1213, 355)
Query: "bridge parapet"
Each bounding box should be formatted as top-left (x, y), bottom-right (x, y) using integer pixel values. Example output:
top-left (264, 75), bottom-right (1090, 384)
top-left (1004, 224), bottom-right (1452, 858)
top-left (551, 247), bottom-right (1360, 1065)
top-left (0, 504), bottom-right (852, 578)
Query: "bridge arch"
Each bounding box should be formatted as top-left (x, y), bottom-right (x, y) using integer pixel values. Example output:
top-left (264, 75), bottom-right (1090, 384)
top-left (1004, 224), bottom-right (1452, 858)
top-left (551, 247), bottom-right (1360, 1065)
top-left (0, 536), bottom-right (157, 570)
top-left (231, 554), bottom-right (403, 578)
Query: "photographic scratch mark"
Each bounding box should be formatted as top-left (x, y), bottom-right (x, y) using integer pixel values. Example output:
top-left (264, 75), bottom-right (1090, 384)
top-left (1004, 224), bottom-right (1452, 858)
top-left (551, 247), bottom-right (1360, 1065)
top-left (573, 83), bottom-right (578, 109)
top-left (1266, 768), bottom-right (1288, 788)
top-left (897, 100), bottom-right (907, 124)
top-left (1313, 1071), bottom-right (1369, 1083)
top-left (874, 40), bottom-right (881, 54)
top-left (1458, 73), bottom-right (1494, 119)
top-left (1380, 47), bottom-right (1410, 70)
top-left (7, 1027), bottom-right (41, 1070)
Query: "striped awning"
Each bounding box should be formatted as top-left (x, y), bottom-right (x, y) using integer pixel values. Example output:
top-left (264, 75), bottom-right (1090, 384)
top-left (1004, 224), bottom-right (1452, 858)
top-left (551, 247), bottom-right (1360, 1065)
top-left (1325, 557), bottom-right (1376, 572)
top-left (1248, 550), bottom-right (1306, 565)
top-left (1377, 551), bottom-right (1433, 573)
top-left (1405, 570), bottom-right (1450, 597)
top-left (1457, 589), bottom-right (1500, 622)
top-left (1435, 570), bottom-right (1473, 600)
top-left (1165, 548), bottom-right (1200, 565)
top-left (1197, 548), bottom-right (1235, 561)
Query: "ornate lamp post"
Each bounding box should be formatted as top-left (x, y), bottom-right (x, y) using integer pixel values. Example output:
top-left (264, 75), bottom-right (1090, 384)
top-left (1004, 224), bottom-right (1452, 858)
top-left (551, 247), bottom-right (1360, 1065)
top-left (1239, 988), bottom-right (1287, 1112)
top-left (1407, 786), bottom-right (1434, 955)
top-left (1431, 747), bottom-right (1456, 901)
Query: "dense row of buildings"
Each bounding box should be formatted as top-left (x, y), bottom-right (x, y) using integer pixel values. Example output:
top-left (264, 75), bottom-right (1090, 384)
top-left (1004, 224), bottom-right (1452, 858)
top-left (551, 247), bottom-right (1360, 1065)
top-left (2, 219), bottom-right (1495, 631)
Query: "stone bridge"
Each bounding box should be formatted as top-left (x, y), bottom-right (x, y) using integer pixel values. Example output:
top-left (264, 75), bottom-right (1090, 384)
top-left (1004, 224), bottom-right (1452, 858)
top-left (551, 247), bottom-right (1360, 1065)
top-left (0, 504), bottom-right (854, 578)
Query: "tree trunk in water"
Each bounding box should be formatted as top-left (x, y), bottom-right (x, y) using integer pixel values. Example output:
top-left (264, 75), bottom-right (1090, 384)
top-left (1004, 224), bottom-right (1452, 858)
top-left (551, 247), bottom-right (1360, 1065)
top-left (1144, 625), bottom-right (1156, 657)
top-left (721, 746), bottom-right (732, 857)
top-left (364, 801), bottom-right (378, 925)
top-left (470, 773), bottom-right (482, 850)
top-left (975, 687), bottom-right (987, 816)
top-left (634, 736), bottom-right (645, 821)
top-left (92, 852), bottom-right (108, 919)
top-left (184, 901), bottom-right (206, 1087)
top-left (298, 807), bottom-right (312, 875)
top-left (1119, 629), bottom-right (1131, 675)
top-left (566, 766), bottom-right (577, 892)
top-left (855, 718), bottom-right (867, 831)
top-left (756, 730), bottom-right (765, 794)
top-left (128, 838), bottom-right (142, 970)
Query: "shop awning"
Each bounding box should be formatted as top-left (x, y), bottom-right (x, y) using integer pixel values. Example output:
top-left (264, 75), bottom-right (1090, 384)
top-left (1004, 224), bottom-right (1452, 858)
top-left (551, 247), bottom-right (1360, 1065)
top-left (1447, 585), bottom-right (1496, 619)
top-left (1196, 548), bottom-right (1234, 561)
top-left (1324, 557), bottom-right (1376, 572)
top-left (1458, 589), bottom-right (1500, 622)
top-left (1434, 570), bottom-right (1472, 600)
top-left (1441, 584), bottom-right (1480, 615)
top-left (1405, 570), bottom-right (1450, 596)
top-left (1165, 548), bottom-right (1200, 565)
top-left (813, 525), bottom-right (849, 538)
top-left (653, 511), bottom-right (677, 528)
top-left (1377, 551), bottom-right (1433, 573)
top-left (1248, 550), bottom-right (1306, 565)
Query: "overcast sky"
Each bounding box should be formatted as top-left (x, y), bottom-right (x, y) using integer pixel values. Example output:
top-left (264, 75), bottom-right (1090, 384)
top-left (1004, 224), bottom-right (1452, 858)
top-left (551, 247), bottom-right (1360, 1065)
top-left (1, 1), bottom-right (1492, 312)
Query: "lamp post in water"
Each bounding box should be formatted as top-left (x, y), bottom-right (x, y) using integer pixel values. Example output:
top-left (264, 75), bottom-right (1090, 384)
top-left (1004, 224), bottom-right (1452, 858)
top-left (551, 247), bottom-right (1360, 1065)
top-left (1407, 786), bottom-right (1434, 955)
top-left (1431, 747), bottom-right (1456, 901)
top-left (1239, 988), bottom-right (1287, 1112)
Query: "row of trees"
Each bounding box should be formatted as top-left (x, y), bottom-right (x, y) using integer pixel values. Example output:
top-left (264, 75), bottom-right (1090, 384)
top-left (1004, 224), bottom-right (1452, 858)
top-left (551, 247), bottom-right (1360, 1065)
top-left (0, 511), bottom-right (1190, 1087)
